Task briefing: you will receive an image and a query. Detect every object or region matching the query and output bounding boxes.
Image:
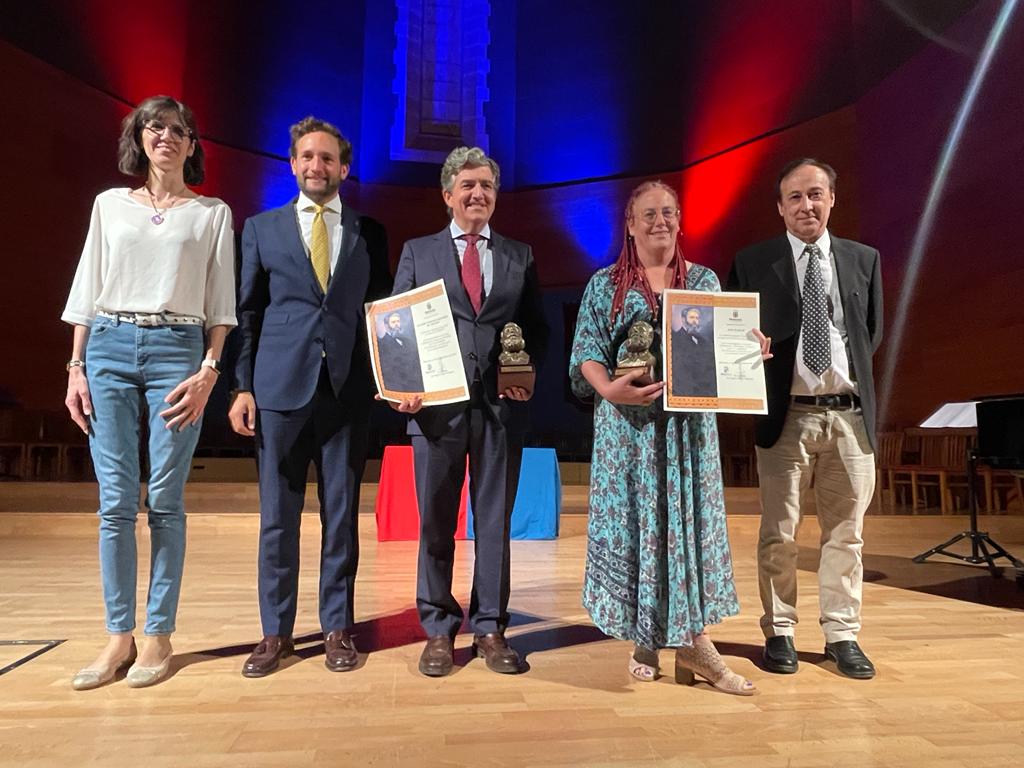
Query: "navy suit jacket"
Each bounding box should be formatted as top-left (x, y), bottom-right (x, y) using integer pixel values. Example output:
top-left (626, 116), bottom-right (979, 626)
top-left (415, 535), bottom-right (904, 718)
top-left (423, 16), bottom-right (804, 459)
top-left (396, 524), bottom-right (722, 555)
top-left (727, 233), bottom-right (883, 451)
top-left (234, 199), bottom-right (391, 411)
top-left (392, 227), bottom-right (549, 438)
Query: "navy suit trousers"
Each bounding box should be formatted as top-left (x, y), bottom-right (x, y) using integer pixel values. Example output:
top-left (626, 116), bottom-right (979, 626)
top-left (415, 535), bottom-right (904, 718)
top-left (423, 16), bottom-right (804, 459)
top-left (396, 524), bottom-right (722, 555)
top-left (256, 367), bottom-right (367, 636)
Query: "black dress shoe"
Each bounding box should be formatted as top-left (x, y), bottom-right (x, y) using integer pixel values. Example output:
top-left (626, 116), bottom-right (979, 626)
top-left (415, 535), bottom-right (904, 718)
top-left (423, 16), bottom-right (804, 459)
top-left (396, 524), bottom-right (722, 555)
top-left (762, 636), bottom-right (798, 674)
top-left (419, 636), bottom-right (454, 677)
top-left (324, 629), bottom-right (359, 672)
top-left (824, 641), bottom-right (875, 679)
top-left (472, 632), bottom-right (522, 674)
top-left (242, 635), bottom-right (294, 678)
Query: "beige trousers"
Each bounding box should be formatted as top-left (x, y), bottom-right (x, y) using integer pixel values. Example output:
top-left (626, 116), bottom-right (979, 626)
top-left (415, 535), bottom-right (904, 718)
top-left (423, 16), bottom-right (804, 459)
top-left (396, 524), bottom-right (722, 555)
top-left (755, 402), bottom-right (876, 643)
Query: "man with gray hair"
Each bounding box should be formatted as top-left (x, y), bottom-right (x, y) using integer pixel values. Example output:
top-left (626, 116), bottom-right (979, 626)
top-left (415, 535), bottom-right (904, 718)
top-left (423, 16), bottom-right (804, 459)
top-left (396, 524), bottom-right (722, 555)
top-left (391, 146), bottom-right (549, 676)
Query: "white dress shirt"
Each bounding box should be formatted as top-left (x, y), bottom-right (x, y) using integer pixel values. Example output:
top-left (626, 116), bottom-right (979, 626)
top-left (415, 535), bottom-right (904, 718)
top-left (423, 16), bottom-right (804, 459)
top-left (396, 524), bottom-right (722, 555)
top-left (787, 230), bottom-right (857, 396)
top-left (61, 188), bottom-right (237, 330)
top-left (449, 220), bottom-right (494, 297)
top-left (295, 191), bottom-right (344, 278)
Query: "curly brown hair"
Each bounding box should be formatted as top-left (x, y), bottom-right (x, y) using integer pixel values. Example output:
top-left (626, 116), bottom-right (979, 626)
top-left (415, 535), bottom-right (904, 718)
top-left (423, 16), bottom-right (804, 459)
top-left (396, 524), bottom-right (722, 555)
top-left (288, 116), bottom-right (353, 164)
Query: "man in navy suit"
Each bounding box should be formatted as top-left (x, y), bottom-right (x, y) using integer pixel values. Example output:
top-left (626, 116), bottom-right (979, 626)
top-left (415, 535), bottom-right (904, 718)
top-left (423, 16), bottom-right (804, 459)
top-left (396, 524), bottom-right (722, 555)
top-left (391, 146), bottom-right (549, 676)
top-left (728, 158), bottom-right (883, 680)
top-left (229, 117), bottom-right (391, 677)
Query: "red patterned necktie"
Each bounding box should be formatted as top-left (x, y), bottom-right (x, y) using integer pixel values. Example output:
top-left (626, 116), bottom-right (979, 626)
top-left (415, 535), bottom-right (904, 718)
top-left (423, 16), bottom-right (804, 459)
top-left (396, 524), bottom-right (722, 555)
top-left (460, 233), bottom-right (483, 313)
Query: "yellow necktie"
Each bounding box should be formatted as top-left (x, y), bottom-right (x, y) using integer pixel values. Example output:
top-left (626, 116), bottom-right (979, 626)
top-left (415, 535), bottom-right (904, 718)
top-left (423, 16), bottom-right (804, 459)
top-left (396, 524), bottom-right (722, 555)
top-left (309, 204), bottom-right (329, 292)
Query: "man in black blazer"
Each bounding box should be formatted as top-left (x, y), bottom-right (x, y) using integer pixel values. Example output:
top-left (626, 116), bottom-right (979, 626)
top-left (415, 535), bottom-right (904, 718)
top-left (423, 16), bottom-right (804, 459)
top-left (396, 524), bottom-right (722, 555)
top-left (229, 117), bottom-right (391, 677)
top-left (728, 158), bottom-right (882, 680)
top-left (391, 146), bottom-right (549, 677)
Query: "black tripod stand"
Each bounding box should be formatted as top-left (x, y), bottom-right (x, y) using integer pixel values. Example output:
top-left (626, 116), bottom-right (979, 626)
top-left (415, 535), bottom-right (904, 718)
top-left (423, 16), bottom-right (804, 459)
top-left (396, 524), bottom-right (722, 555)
top-left (912, 450), bottom-right (1024, 583)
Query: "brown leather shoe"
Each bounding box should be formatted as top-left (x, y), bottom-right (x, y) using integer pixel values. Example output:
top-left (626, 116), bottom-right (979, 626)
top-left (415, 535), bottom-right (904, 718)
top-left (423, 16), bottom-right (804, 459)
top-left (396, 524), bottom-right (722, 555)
top-left (418, 635), bottom-right (454, 677)
top-left (473, 632), bottom-right (522, 674)
top-left (324, 629), bottom-right (359, 672)
top-left (242, 635), bottom-right (294, 678)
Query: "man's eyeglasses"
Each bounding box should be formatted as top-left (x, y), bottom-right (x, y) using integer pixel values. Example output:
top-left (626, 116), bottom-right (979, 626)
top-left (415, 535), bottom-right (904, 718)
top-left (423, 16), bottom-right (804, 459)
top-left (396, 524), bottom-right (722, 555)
top-left (637, 207), bottom-right (680, 224)
top-left (144, 120), bottom-right (194, 142)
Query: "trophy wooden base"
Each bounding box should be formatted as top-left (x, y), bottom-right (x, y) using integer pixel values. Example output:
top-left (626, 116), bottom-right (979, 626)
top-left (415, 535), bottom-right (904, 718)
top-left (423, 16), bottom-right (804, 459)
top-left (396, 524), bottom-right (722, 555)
top-left (612, 365), bottom-right (653, 386)
top-left (498, 364), bottom-right (536, 396)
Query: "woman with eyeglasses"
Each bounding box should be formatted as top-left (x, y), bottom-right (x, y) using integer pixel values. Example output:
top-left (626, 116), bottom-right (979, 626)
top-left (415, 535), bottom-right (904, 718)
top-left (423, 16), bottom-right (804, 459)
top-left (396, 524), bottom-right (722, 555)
top-left (570, 180), bottom-right (770, 695)
top-left (62, 95), bottom-right (236, 689)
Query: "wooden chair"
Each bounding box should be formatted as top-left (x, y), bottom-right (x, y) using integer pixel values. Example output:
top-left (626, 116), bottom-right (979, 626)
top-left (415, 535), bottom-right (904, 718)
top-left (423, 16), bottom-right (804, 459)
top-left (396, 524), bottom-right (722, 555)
top-left (718, 414), bottom-right (757, 488)
top-left (27, 410), bottom-right (67, 481)
top-left (875, 431), bottom-right (905, 512)
top-left (888, 432), bottom-right (923, 512)
top-left (891, 430), bottom-right (974, 514)
top-left (0, 409), bottom-right (38, 480)
top-left (938, 434), bottom-right (973, 514)
top-left (979, 467), bottom-right (1024, 513)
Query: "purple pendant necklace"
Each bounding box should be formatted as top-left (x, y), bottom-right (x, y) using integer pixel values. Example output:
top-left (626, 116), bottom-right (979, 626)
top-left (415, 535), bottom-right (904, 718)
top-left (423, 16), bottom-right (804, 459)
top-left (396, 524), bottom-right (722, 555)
top-left (144, 185), bottom-right (174, 225)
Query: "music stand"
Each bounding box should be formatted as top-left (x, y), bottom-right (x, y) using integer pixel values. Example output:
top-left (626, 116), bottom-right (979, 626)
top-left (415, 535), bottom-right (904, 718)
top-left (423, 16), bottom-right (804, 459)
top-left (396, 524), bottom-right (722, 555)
top-left (912, 450), bottom-right (1024, 578)
top-left (912, 399), bottom-right (1024, 583)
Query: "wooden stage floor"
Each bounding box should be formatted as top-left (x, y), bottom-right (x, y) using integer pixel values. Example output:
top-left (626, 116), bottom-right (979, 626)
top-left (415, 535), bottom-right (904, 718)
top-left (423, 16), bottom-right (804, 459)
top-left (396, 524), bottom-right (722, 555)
top-left (1, 483), bottom-right (1023, 767)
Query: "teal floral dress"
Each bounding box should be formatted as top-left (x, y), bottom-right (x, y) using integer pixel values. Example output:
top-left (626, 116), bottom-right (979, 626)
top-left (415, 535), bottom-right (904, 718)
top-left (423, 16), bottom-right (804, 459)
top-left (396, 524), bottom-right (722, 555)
top-left (569, 264), bottom-right (739, 650)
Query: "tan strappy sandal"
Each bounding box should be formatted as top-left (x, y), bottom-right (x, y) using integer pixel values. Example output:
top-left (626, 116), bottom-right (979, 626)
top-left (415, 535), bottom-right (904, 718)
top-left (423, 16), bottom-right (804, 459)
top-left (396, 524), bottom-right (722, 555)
top-left (628, 644), bottom-right (660, 682)
top-left (674, 634), bottom-right (757, 695)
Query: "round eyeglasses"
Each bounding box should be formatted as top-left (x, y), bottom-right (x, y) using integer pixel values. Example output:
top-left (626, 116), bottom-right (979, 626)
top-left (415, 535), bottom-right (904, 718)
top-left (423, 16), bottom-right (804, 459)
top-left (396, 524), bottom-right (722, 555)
top-left (144, 120), bottom-right (194, 142)
top-left (637, 207), bottom-right (680, 224)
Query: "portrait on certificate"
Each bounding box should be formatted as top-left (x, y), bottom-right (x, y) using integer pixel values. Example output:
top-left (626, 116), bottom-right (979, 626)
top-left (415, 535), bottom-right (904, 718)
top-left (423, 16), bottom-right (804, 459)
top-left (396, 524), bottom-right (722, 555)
top-left (366, 279), bottom-right (469, 405)
top-left (663, 289), bottom-right (767, 414)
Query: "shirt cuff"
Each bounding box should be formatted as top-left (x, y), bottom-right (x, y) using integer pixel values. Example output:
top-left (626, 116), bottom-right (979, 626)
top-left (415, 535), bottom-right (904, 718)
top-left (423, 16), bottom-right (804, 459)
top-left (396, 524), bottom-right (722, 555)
top-left (204, 315), bottom-right (239, 330)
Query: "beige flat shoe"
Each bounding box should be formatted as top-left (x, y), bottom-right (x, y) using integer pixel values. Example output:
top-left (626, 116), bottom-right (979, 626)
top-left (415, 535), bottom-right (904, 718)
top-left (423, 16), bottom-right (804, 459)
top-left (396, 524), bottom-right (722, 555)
top-left (71, 639), bottom-right (137, 691)
top-left (126, 651), bottom-right (173, 688)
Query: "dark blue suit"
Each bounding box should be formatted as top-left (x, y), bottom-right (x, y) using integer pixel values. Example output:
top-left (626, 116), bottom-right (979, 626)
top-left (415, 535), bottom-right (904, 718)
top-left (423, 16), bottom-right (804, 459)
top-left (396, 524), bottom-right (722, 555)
top-left (235, 199), bottom-right (390, 636)
top-left (393, 228), bottom-right (549, 638)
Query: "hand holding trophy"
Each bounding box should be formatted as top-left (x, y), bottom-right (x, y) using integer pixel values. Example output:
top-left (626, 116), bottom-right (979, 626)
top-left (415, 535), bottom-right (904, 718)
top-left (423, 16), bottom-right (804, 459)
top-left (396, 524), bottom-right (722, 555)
top-left (497, 322), bottom-right (535, 397)
top-left (613, 320), bottom-right (656, 386)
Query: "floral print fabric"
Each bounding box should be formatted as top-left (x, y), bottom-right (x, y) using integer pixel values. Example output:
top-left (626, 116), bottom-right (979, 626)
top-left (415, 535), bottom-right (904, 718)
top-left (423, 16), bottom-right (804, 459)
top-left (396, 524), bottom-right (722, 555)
top-left (569, 264), bottom-right (739, 649)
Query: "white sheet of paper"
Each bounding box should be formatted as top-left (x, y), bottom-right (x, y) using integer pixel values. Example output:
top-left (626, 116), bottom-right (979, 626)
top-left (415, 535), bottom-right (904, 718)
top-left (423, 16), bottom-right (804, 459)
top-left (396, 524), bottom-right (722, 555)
top-left (365, 279), bottom-right (469, 406)
top-left (662, 289), bottom-right (768, 414)
top-left (919, 402), bottom-right (978, 428)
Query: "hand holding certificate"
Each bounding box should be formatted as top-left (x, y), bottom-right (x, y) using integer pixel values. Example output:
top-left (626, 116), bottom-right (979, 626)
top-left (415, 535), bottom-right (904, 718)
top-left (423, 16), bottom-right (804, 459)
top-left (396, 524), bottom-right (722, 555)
top-left (663, 289), bottom-right (768, 413)
top-left (366, 280), bottom-right (469, 406)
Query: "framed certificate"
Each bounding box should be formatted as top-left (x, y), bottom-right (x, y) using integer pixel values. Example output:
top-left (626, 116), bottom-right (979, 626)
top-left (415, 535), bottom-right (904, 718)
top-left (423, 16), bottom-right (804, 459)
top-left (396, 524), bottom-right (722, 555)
top-left (365, 280), bottom-right (470, 406)
top-left (662, 289), bottom-right (767, 414)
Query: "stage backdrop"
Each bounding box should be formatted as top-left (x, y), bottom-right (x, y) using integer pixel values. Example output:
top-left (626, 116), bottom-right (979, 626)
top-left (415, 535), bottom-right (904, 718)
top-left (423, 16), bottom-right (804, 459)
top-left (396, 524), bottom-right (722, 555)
top-left (1, 0), bottom-right (1021, 440)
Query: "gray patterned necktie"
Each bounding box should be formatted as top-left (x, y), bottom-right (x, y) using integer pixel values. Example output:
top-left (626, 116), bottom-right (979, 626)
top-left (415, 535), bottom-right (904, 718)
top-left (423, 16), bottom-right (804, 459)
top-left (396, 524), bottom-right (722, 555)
top-left (801, 244), bottom-right (831, 376)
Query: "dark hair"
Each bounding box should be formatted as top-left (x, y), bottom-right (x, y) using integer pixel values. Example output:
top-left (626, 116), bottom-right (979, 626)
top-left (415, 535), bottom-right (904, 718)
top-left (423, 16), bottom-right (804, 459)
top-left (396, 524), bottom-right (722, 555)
top-left (289, 116), bottom-right (353, 164)
top-left (609, 180), bottom-right (687, 325)
top-left (776, 158), bottom-right (837, 199)
top-left (117, 95), bottom-right (204, 185)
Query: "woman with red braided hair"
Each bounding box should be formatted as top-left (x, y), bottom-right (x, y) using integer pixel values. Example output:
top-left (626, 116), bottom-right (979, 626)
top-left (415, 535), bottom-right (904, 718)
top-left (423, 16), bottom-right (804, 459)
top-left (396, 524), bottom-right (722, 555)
top-left (570, 180), bottom-right (765, 695)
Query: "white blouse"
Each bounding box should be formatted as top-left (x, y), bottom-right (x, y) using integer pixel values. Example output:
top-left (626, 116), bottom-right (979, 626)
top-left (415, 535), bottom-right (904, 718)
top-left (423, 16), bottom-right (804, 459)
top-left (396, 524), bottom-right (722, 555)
top-left (62, 188), bottom-right (237, 330)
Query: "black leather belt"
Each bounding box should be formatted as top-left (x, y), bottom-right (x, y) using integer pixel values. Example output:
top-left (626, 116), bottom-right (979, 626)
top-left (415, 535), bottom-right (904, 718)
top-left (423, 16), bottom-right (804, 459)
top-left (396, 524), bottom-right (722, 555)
top-left (792, 394), bottom-right (859, 409)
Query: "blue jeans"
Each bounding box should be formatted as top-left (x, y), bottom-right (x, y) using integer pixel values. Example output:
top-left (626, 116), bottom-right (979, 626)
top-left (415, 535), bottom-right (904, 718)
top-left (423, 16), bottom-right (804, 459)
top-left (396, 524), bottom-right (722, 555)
top-left (86, 316), bottom-right (204, 635)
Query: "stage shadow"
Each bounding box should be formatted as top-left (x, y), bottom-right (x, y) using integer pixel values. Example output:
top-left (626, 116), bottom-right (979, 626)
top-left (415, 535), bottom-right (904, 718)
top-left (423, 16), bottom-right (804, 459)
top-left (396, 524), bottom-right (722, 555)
top-left (710, 639), bottom-right (826, 671)
top-left (510, 622), bottom-right (610, 664)
top-left (176, 606), bottom-right (561, 672)
top-left (798, 546), bottom-right (1024, 610)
